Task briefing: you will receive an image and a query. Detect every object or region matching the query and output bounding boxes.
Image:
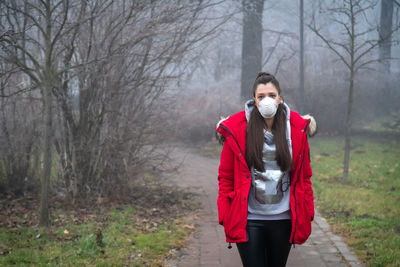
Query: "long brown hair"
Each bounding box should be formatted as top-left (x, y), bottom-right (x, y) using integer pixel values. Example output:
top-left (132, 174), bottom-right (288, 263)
top-left (245, 72), bottom-right (292, 172)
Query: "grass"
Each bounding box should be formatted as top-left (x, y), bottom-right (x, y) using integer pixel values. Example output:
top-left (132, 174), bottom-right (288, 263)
top-left (0, 205), bottom-right (190, 266)
top-left (309, 136), bottom-right (400, 267)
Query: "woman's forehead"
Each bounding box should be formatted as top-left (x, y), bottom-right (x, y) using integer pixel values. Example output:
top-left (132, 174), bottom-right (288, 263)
top-left (255, 83), bottom-right (279, 95)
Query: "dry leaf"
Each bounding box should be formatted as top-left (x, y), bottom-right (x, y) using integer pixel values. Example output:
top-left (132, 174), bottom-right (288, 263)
top-left (183, 224), bottom-right (195, 230)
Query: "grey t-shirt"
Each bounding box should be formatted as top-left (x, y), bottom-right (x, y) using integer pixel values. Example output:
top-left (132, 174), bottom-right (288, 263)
top-left (247, 130), bottom-right (291, 220)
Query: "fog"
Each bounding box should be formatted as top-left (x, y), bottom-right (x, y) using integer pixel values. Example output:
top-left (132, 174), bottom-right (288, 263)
top-left (0, 1), bottom-right (399, 265)
top-left (0, 0), bottom-right (399, 225)
top-left (177, 0), bottom-right (400, 142)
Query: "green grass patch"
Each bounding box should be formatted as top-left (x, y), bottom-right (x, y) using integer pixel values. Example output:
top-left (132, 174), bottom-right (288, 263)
top-left (0, 205), bottom-right (189, 266)
top-left (310, 136), bottom-right (400, 267)
top-left (135, 220), bottom-right (187, 261)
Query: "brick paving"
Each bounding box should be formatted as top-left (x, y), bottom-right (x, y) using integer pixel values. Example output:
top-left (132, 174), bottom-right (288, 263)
top-left (166, 147), bottom-right (363, 267)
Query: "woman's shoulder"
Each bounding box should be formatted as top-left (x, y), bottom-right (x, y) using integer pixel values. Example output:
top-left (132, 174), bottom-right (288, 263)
top-left (290, 111), bottom-right (317, 137)
top-left (215, 110), bottom-right (247, 144)
top-left (217, 110), bottom-right (246, 128)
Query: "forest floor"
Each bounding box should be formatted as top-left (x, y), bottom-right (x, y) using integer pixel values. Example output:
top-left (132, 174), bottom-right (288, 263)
top-left (0, 134), bottom-right (398, 266)
top-left (0, 177), bottom-right (200, 266)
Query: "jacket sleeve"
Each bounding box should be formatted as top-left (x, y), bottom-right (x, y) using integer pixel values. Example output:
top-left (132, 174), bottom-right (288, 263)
top-left (217, 140), bottom-right (234, 225)
top-left (303, 136), bottom-right (314, 221)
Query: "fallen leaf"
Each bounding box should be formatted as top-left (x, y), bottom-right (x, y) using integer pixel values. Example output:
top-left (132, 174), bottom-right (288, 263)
top-left (183, 224), bottom-right (195, 230)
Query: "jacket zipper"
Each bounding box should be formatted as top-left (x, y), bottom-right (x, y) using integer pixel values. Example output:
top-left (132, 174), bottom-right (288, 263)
top-left (292, 179), bottom-right (297, 247)
top-left (292, 119), bottom-right (311, 246)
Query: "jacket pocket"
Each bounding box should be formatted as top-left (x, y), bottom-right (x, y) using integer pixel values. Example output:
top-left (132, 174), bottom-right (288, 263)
top-left (224, 191), bottom-right (243, 241)
top-left (295, 191), bottom-right (312, 244)
top-left (217, 191), bottom-right (236, 225)
top-left (217, 197), bottom-right (228, 225)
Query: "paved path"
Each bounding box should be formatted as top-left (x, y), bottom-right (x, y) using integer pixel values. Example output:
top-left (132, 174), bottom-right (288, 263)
top-left (167, 146), bottom-right (362, 267)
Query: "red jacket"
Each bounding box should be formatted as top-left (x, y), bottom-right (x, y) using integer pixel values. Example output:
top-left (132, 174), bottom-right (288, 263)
top-left (216, 110), bottom-right (314, 244)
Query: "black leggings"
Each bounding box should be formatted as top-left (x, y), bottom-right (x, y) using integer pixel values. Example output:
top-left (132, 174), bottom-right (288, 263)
top-left (236, 220), bottom-right (292, 267)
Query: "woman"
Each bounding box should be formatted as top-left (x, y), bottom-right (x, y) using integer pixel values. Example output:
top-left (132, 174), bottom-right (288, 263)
top-left (216, 72), bottom-right (316, 267)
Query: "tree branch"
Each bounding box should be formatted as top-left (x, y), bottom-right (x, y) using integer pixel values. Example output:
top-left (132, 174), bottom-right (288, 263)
top-left (0, 84), bottom-right (38, 98)
top-left (307, 23), bottom-right (350, 69)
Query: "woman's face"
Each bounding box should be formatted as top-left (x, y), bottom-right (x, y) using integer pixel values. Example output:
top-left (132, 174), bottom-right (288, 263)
top-left (254, 82), bottom-right (282, 109)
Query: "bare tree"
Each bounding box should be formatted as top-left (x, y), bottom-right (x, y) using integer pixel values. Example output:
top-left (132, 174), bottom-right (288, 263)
top-left (308, 0), bottom-right (400, 183)
top-left (260, 29), bottom-right (297, 78)
top-left (241, 0), bottom-right (264, 99)
top-left (0, 0), bottom-right (74, 226)
top-left (0, 0), bottom-right (226, 222)
top-left (52, 1), bottom-right (225, 200)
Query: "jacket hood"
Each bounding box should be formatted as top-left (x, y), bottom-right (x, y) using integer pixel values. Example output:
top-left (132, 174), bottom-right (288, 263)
top-left (216, 101), bottom-right (317, 144)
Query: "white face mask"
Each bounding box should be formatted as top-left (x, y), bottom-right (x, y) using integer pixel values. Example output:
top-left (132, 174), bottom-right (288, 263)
top-left (258, 97), bottom-right (277, 118)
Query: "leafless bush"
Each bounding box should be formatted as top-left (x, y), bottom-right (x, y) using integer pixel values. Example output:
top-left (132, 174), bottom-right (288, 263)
top-left (0, 71), bottom-right (41, 198)
top-left (0, 0), bottom-right (227, 202)
top-left (176, 82), bottom-right (243, 143)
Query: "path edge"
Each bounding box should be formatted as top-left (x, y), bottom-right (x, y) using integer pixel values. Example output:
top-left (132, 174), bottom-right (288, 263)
top-left (314, 209), bottom-right (364, 267)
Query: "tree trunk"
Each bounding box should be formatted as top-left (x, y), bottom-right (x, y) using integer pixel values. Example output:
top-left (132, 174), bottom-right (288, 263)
top-left (40, 81), bottom-right (52, 227)
top-left (241, 0), bottom-right (264, 100)
top-left (299, 0), bottom-right (305, 114)
top-left (342, 72), bottom-right (354, 183)
top-left (379, 0), bottom-right (393, 73)
top-left (343, 0), bottom-right (356, 184)
top-left (39, 0), bottom-right (53, 227)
